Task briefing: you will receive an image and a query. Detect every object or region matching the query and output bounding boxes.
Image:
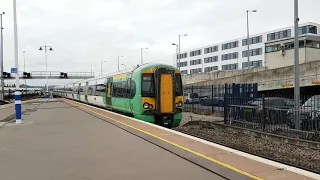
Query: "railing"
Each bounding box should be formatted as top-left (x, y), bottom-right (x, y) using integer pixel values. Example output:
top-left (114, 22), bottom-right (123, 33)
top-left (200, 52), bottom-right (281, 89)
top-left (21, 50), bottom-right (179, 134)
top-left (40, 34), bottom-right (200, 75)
top-left (183, 84), bottom-right (320, 142)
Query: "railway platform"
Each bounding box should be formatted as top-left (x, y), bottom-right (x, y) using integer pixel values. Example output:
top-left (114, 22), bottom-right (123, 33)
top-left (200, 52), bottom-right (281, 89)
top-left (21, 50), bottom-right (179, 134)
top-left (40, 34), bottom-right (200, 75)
top-left (0, 99), bottom-right (318, 180)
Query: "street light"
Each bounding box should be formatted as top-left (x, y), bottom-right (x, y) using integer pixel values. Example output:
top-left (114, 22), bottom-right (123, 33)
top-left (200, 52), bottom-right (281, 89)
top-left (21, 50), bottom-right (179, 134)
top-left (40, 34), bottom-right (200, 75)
top-left (121, 64), bottom-right (126, 69)
top-left (39, 45), bottom-right (53, 99)
top-left (22, 50), bottom-right (26, 91)
top-left (172, 43), bottom-right (179, 68)
top-left (13, 0), bottom-right (21, 124)
top-left (246, 10), bottom-right (257, 69)
top-left (293, 0), bottom-right (300, 130)
top-left (141, 47), bottom-right (148, 65)
top-left (101, 60), bottom-right (106, 75)
top-left (117, 56), bottom-right (124, 71)
top-left (178, 34), bottom-right (188, 70)
top-left (0, 12), bottom-right (5, 102)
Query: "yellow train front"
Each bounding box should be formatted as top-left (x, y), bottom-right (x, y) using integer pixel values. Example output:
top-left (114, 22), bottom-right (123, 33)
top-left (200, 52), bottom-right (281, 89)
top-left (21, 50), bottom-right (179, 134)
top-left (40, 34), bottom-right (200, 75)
top-left (135, 64), bottom-right (184, 128)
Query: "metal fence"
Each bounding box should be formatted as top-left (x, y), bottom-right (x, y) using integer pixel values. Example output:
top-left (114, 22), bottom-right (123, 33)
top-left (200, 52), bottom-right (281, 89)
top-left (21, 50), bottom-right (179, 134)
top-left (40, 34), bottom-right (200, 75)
top-left (183, 83), bottom-right (320, 142)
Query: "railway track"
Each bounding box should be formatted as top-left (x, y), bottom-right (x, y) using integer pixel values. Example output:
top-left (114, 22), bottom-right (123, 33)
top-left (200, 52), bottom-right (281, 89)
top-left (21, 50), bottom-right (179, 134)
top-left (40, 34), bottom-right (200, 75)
top-left (174, 120), bottom-right (320, 174)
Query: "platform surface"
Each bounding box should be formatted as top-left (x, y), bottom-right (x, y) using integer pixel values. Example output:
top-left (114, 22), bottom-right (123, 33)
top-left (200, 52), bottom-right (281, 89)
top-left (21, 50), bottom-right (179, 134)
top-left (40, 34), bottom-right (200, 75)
top-left (0, 100), bottom-right (238, 180)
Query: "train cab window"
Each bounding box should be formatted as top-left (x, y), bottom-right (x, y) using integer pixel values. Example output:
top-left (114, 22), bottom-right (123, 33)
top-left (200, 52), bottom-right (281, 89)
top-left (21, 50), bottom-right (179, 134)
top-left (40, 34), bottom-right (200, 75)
top-left (141, 74), bottom-right (155, 97)
top-left (175, 74), bottom-right (183, 96)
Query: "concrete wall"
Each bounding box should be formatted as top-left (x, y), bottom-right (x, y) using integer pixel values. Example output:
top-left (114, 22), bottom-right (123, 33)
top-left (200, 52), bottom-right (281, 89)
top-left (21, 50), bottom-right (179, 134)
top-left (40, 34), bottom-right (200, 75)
top-left (182, 60), bottom-right (320, 91)
top-left (265, 48), bottom-right (307, 69)
top-left (182, 66), bottom-right (267, 85)
top-left (306, 48), bottom-right (320, 62)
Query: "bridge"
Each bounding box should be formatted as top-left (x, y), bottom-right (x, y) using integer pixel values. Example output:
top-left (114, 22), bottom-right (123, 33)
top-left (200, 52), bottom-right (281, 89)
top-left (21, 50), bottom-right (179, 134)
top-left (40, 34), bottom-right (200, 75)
top-left (2, 71), bottom-right (94, 80)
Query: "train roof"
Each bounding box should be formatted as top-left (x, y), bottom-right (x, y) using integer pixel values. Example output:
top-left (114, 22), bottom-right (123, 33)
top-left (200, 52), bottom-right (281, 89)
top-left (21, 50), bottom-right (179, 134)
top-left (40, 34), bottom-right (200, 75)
top-left (56, 63), bottom-right (178, 88)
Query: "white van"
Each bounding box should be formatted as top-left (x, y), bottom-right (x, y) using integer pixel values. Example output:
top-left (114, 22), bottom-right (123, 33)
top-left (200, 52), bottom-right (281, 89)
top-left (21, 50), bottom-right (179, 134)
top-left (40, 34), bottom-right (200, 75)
top-left (184, 93), bottom-right (199, 104)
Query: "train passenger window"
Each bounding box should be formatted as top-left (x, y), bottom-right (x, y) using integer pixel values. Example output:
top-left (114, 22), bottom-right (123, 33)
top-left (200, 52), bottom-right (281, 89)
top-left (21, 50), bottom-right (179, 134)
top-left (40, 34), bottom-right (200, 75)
top-left (95, 84), bottom-right (107, 96)
top-left (141, 74), bottom-right (154, 97)
top-left (130, 80), bottom-right (136, 98)
top-left (112, 81), bottom-right (128, 98)
top-left (175, 74), bottom-right (183, 96)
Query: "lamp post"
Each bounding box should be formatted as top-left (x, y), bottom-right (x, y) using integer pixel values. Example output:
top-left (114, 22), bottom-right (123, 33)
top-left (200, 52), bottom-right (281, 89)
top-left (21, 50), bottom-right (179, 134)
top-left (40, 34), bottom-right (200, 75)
top-left (117, 56), bottom-right (123, 71)
top-left (13, 0), bottom-right (21, 124)
top-left (121, 64), bottom-right (126, 69)
top-left (294, 0), bottom-right (301, 130)
top-left (246, 10), bottom-right (257, 69)
top-left (140, 47), bottom-right (148, 65)
top-left (22, 50), bottom-right (26, 91)
top-left (0, 12), bottom-right (4, 102)
top-left (172, 43), bottom-right (179, 68)
top-left (90, 64), bottom-right (93, 77)
top-left (101, 60), bottom-right (106, 75)
top-left (178, 34), bottom-right (188, 70)
top-left (39, 45), bottom-right (53, 99)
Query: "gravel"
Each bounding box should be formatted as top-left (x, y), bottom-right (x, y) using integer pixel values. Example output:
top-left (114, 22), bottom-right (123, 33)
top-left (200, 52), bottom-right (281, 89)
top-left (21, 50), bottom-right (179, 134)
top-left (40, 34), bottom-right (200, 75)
top-left (179, 112), bottom-right (224, 126)
top-left (174, 123), bottom-right (320, 173)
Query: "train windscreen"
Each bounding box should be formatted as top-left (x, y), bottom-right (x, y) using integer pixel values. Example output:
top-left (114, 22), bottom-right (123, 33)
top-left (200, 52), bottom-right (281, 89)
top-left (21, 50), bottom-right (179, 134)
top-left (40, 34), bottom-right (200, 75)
top-left (175, 74), bottom-right (183, 96)
top-left (141, 74), bottom-right (155, 97)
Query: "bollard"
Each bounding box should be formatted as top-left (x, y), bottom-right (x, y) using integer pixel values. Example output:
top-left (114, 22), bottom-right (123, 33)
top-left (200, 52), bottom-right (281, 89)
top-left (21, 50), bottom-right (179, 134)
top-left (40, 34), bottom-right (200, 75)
top-left (15, 89), bottom-right (22, 124)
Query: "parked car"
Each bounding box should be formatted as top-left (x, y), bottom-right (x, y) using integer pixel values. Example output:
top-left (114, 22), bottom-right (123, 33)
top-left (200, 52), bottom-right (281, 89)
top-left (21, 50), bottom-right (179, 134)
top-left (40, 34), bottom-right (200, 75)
top-left (199, 95), bottom-right (224, 107)
top-left (184, 92), bottom-right (199, 104)
top-left (240, 97), bottom-right (295, 124)
top-left (287, 95), bottom-right (320, 131)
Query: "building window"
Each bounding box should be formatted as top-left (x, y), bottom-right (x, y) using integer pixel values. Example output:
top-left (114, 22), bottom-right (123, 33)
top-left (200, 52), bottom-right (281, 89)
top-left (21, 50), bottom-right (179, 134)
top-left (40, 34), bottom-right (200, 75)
top-left (178, 61), bottom-right (188, 68)
top-left (204, 66), bottom-right (218, 72)
top-left (222, 41), bottom-right (238, 50)
top-left (267, 29), bottom-right (291, 41)
top-left (298, 25), bottom-right (318, 35)
top-left (222, 63), bottom-right (238, 70)
top-left (243, 36), bottom-right (263, 46)
top-left (265, 44), bottom-right (280, 53)
top-left (190, 59), bottom-right (202, 66)
top-left (242, 60), bottom-right (263, 69)
top-left (306, 40), bottom-right (320, 49)
top-left (204, 56), bottom-right (218, 63)
top-left (204, 46), bottom-right (218, 54)
top-left (181, 70), bottom-right (188, 75)
top-left (221, 52), bottom-right (238, 61)
top-left (242, 48), bottom-right (263, 57)
top-left (190, 68), bottom-right (202, 74)
top-left (190, 49), bottom-right (202, 57)
top-left (309, 25), bottom-right (317, 34)
top-left (177, 53), bottom-right (187, 59)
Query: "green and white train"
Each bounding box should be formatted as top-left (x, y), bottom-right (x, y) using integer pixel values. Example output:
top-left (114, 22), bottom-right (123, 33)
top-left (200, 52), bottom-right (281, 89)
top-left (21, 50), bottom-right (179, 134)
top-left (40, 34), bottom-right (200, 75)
top-left (53, 63), bottom-right (184, 128)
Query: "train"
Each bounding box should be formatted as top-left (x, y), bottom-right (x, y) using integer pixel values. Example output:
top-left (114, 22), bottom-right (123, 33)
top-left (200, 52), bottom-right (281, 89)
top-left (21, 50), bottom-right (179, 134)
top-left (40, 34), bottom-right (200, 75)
top-left (53, 63), bottom-right (184, 128)
top-left (3, 88), bottom-right (43, 97)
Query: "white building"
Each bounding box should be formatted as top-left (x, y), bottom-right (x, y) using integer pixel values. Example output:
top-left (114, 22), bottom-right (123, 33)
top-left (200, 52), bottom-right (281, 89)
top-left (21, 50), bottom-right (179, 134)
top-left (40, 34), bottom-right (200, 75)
top-left (176, 22), bottom-right (320, 75)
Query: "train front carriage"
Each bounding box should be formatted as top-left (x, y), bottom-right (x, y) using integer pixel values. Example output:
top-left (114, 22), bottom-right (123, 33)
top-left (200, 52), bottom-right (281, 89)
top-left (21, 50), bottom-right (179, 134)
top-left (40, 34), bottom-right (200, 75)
top-left (134, 64), bottom-right (183, 127)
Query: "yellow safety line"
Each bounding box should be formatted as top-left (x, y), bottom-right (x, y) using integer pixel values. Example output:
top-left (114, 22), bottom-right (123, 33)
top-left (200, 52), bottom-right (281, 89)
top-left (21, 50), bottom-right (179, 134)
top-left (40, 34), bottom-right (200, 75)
top-left (64, 99), bottom-right (264, 180)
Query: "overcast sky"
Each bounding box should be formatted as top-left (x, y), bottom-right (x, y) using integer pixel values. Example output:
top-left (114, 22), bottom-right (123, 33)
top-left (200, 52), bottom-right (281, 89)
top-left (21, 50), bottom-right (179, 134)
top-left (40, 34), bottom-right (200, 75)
top-left (2, 0), bottom-right (320, 86)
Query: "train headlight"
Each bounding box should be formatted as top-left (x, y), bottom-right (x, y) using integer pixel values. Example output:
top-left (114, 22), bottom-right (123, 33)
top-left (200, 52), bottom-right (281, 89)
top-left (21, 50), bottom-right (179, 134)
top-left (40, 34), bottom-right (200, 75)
top-left (176, 101), bottom-right (183, 107)
top-left (143, 102), bottom-right (150, 109)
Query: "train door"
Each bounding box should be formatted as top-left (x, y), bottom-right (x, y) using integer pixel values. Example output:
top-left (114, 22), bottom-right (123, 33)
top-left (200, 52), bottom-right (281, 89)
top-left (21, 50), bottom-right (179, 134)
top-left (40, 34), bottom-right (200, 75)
top-left (78, 83), bottom-right (81, 101)
top-left (155, 68), bottom-right (175, 114)
top-left (85, 82), bottom-right (88, 103)
top-left (126, 77), bottom-right (132, 113)
top-left (106, 77), bottom-right (113, 109)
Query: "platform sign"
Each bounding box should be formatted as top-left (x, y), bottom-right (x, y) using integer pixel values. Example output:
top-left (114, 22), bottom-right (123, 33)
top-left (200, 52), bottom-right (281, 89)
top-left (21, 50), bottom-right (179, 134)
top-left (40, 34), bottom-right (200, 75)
top-left (11, 68), bottom-right (17, 74)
